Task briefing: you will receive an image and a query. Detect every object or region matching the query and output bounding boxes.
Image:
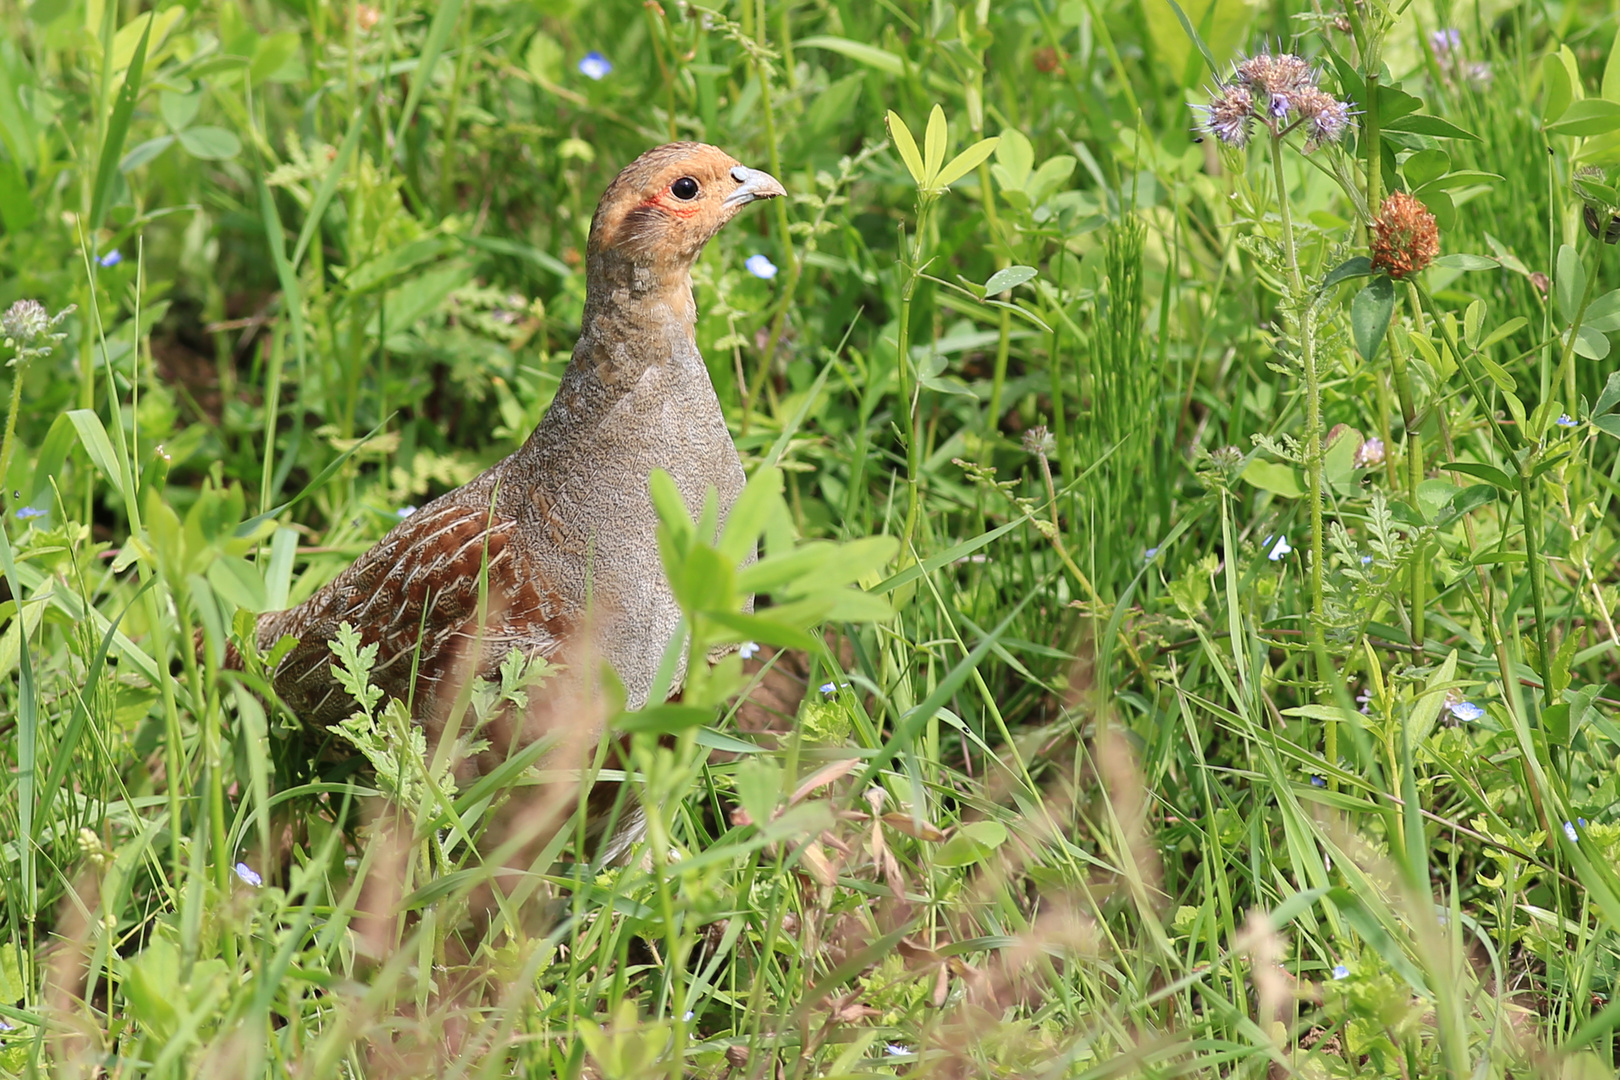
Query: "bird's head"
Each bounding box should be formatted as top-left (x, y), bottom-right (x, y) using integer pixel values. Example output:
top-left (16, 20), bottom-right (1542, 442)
top-left (587, 143), bottom-right (784, 281)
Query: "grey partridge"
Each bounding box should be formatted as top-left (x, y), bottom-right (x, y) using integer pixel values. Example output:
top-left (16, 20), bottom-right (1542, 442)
top-left (232, 143), bottom-right (783, 838)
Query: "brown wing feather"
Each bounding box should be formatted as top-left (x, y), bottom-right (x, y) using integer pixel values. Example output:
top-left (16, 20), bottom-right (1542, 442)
top-left (255, 498), bottom-right (572, 729)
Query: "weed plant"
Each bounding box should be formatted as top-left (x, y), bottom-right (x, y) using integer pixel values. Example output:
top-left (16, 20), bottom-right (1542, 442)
top-left (3, 0), bottom-right (1620, 1076)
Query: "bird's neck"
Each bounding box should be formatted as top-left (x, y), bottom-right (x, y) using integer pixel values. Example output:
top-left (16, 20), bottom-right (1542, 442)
top-left (577, 252), bottom-right (698, 350)
top-left (514, 252), bottom-right (718, 466)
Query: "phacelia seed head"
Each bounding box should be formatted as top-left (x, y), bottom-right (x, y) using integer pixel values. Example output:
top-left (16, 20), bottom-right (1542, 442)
top-left (1370, 192), bottom-right (1440, 279)
top-left (1201, 84), bottom-right (1254, 147)
top-left (1234, 51), bottom-right (1314, 99)
top-left (1297, 88), bottom-right (1352, 151)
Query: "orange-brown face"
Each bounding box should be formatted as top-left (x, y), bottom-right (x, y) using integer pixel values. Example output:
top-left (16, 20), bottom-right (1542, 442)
top-left (588, 142), bottom-right (785, 267)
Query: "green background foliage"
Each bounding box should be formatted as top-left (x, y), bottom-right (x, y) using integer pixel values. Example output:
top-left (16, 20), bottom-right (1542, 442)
top-left (3, 0), bottom-right (1620, 1074)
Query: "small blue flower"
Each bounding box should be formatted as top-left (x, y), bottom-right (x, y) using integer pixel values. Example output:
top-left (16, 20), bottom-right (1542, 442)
top-left (1564, 821), bottom-right (1579, 843)
top-left (738, 641), bottom-right (760, 660)
top-left (1429, 28), bottom-right (1461, 59)
top-left (98, 250), bottom-right (122, 268)
top-left (1556, 414), bottom-right (1577, 428)
top-left (397, 505), bottom-right (417, 518)
top-left (886, 1044), bottom-right (911, 1057)
top-left (0, 1015), bottom-right (11, 1031)
top-left (578, 51), bottom-right (612, 80)
top-left (820, 682), bottom-right (837, 695)
top-left (1310, 775), bottom-right (1326, 788)
top-left (1144, 547), bottom-right (1159, 560)
top-left (1579, 817), bottom-right (1589, 828)
top-left (15, 506), bottom-right (45, 520)
top-left (682, 1010), bottom-right (694, 1021)
top-left (1332, 964), bottom-right (1349, 980)
top-left (1267, 535), bottom-right (1292, 561)
top-left (1448, 701), bottom-right (1485, 722)
top-left (745, 253), bottom-right (779, 280)
top-left (234, 862), bottom-right (263, 887)
top-left (1360, 555), bottom-right (1374, 566)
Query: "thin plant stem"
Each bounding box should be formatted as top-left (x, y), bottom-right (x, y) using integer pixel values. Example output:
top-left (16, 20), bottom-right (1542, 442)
top-left (1386, 314), bottom-right (1425, 643)
top-left (1269, 132), bottom-right (1334, 768)
top-left (740, 0), bottom-right (799, 433)
top-left (896, 201), bottom-right (934, 553)
top-left (0, 353), bottom-right (28, 507)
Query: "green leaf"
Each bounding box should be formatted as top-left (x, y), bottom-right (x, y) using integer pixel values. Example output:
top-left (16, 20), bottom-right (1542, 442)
top-left (1479, 316), bottom-right (1528, 349)
top-left (249, 31), bottom-right (302, 84)
top-left (345, 235), bottom-right (459, 293)
top-left (1430, 253), bottom-right (1497, 271)
top-left (798, 35), bottom-right (905, 76)
top-left (734, 756), bottom-right (782, 829)
top-left (0, 154), bottom-right (34, 233)
top-left (67, 410), bottom-right (125, 488)
top-left (88, 12), bottom-right (153, 234)
top-left (1408, 650), bottom-right (1458, 747)
top-left (119, 134), bottom-right (175, 173)
top-left (1463, 300), bottom-right (1486, 349)
top-left (1594, 370), bottom-right (1620, 415)
top-left (648, 468), bottom-right (693, 548)
top-left (615, 704), bottom-right (714, 736)
top-left (1414, 169), bottom-right (1504, 193)
top-left (923, 104), bottom-right (947, 186)
top-left (934, 820), bottom-right (1008, 867)
top-left (992, 128), bottom-right (1034, 190)
top-left (984, 265), bottom-right (1038, 295)
top-left (1321, 256), bottom-right (1373, 290)
top-left (524, 31), bottom-right (563, 84)
top-left (1434, 483), bottom-right (1497, 525)
top-left (1546, 99), bottom-right (1620, 137)
top-left (1573, 325), bottom-right (1611, 361)
top-left (1240, 460), bottom-right (1305, 498)
top-left (1604, 24), bottom-right (1620, 103)
top-left (1161, 0), bottom-right (1221, 80)
top-left (717, 466), bottom-right (784, 564)
top-left (1440, 460), bottom-right (1515, 491)
top-left (1402, 148), bottom-right (1450, 189)
top-left (1384, 114), bottom-right (1480, 140)
top-left (934, 135), bottom-right (999, 189)
top-left (1583, 288), bottom-right (1620, 333)
top-left (176, 125), bottom-right (241, 160)
top-left (159, 88), bottom-right (201, 130)
top-left (292, 93), bottom-right (374, 271)
top-left (1594, 414), bottom-right (1620, 440)
top-left (1478, 353), bottom-right (1518, 392)
top-left (1556, 244), bottom-right (1584, 325)
top-left (886, 110), bottom-right (925, 185)
top-left (1351, 276), bottom-right (1396, 362)
top-left (371, 261), bottom-right (471, 332)
top-left (1543, 47), bottom-right (1578, 124)
top-left (393, 0), bottom-right (464, 148)
top-left (1324, 426), bottom-right (1362, 493)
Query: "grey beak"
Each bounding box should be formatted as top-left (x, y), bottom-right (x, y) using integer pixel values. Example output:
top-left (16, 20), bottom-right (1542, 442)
top-left (723, 164), bottom-right (786, 208)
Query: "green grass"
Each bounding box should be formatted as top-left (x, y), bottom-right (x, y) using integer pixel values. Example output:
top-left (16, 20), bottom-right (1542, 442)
top-left (3, 0), bottom-right (1620, 1076)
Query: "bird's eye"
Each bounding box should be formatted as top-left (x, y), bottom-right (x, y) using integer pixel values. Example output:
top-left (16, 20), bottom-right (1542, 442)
top-left (670, 176), bottom-right (700, 200)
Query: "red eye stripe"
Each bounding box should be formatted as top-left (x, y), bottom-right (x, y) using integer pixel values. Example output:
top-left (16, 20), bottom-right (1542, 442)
top-left (636, 192), bottom-right (705, 218)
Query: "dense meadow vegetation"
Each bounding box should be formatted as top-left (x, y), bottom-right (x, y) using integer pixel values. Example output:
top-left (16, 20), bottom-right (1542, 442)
top-left (5, 0), bottom-right (1620, 1074)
